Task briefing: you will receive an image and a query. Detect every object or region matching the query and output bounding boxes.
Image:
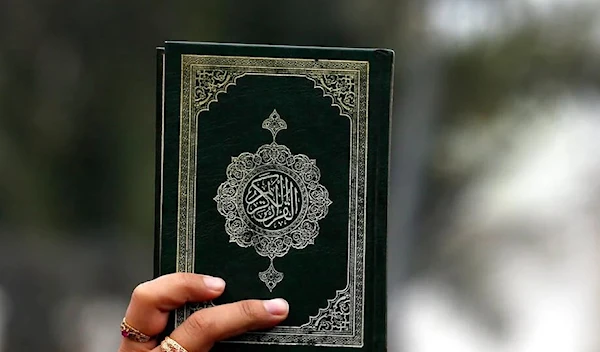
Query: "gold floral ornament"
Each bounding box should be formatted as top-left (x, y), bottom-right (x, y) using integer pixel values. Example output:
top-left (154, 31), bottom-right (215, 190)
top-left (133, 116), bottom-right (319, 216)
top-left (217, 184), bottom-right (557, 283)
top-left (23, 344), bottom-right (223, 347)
top-left (214, 109), bottom-right (333, 291)
top-left (305, 73), bottom-right (356, 117)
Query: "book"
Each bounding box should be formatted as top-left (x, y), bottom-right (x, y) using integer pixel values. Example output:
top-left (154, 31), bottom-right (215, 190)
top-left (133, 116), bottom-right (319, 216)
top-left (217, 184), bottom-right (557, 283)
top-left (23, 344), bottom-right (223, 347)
top-left (154, 41), bottom-right (394, 351)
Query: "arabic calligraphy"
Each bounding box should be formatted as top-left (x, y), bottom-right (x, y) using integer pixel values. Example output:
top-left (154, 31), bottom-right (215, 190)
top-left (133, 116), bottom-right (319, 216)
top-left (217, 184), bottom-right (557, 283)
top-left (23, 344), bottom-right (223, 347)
top-left (244, 170), bottom-right (302, 230)
top-left (214, 109), bottom-right (332, 291)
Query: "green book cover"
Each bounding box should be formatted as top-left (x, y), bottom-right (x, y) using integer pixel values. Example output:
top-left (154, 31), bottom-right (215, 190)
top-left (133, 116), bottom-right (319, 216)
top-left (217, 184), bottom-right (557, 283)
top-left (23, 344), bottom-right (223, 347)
top-left (154, 41), bottom-right (393, 351)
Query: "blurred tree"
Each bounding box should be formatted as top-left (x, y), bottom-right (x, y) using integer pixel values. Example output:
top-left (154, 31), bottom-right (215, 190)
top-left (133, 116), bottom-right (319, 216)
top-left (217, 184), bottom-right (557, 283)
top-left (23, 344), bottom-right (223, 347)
top-left (0, 0), bottom-right (227, 238)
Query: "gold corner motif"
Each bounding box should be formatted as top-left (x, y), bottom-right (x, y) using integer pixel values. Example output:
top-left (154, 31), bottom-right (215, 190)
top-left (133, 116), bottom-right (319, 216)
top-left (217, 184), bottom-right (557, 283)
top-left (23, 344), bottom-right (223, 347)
top-left (305, 73), bottom-right (356, 117)
top-left (193, 69), bottom-right (245, 114)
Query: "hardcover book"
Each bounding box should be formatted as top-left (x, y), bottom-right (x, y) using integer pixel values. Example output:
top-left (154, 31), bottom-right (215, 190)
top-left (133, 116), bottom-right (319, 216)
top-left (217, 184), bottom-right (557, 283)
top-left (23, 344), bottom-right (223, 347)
top-left (154, 41), bottom-right (394, 351)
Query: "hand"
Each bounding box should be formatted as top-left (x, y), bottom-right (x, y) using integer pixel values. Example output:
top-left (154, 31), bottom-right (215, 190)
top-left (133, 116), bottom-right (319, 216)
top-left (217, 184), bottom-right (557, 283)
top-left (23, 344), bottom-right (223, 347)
top-left (118, 273), bottom-right (289, 352)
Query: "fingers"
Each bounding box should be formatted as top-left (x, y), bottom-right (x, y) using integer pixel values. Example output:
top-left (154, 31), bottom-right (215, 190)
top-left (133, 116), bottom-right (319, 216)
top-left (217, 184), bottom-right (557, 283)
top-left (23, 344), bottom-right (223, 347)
top-left (119, 273), bottom-right (226, 352)
top-left (170, 298), bottom-right (289, 352)
top-left (119, 273), bottom-right (289, 352)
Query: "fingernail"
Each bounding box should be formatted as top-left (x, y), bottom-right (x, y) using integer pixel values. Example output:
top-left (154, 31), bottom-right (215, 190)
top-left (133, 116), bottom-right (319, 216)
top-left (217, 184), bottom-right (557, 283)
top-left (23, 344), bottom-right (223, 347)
top-left (203, 276), bottom-right (225, 291)
top-left (263, 298), bottom-right (289, 316)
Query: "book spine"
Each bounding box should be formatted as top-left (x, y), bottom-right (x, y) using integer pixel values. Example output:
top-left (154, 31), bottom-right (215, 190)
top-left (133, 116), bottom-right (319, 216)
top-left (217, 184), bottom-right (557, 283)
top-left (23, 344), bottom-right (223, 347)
top-left (372, 49), bottom-right (395, 352)
top-left (154, 47), bottom-right (165, 279)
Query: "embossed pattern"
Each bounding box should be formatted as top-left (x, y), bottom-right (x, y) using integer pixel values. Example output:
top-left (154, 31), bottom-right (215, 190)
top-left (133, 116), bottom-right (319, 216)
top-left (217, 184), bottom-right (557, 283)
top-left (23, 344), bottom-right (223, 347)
top-left (302, 289), bottom-right (351, 331)
top-left (305, 73), bottom-right (356, 117)
top-left (193, 69), bottom-right (243, 112)
top-left (258, 261), bottom-right (285, 292)
top-left (214, 110), bottom-right (332, 291)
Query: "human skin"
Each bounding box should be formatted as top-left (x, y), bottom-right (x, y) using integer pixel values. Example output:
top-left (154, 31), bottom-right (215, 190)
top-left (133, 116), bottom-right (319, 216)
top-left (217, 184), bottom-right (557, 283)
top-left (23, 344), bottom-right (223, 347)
top-left (118, 273), bottom-right (289, 352)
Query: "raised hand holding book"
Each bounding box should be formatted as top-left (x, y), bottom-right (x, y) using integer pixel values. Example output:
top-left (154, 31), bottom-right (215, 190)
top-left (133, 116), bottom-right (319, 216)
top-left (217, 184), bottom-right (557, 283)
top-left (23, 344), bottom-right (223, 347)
top-left (154, 41), bottom-right (394, 351)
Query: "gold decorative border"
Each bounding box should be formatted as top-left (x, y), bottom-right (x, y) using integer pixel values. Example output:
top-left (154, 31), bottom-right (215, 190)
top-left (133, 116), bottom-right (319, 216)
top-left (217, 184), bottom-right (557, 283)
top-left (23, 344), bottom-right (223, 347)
top-left (175, 54), bottom-right (369, 347)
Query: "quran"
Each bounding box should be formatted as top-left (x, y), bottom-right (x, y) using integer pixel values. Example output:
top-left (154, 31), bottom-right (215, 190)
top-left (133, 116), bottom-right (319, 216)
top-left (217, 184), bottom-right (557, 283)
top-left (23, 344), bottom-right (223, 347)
top-left (154, 41), bottom-right (393, 351)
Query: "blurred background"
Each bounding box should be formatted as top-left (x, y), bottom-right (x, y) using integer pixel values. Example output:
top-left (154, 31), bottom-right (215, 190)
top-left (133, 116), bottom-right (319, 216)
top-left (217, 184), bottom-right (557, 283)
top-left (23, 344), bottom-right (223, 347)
top-left (1, 0), bottom-right (600, 351)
